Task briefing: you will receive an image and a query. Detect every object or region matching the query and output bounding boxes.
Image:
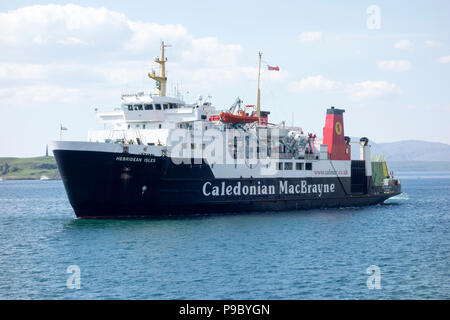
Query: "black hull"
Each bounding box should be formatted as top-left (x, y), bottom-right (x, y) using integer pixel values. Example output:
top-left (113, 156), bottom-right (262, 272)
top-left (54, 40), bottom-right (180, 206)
top-left (54, 150), bottom-right (401, 218)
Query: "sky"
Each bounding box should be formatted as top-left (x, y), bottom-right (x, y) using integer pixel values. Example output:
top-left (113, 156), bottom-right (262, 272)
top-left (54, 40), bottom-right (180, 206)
top-left (1, 0), bottom-right (449, 157)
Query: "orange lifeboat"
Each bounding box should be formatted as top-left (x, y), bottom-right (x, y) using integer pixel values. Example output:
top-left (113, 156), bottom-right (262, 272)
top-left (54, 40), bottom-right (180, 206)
top-left (219, 104), bottom-right (260, 124)
top-left (219, 111), bottom-right (259, 124)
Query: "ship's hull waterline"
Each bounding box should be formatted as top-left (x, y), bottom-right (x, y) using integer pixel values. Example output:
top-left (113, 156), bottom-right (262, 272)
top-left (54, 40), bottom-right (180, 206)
top-left (54, 149), bottom-right (401, 218)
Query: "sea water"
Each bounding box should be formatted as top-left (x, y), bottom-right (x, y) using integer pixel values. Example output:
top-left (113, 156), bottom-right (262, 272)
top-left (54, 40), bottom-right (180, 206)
top-left (0, 172), bottom-right (449, 299)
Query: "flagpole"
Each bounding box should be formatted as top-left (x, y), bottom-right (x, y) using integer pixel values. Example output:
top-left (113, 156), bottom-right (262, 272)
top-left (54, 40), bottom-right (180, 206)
top-left (60, 123), bottom-right (62, 141)
top-left (256, 51), bottom-right (262, 124)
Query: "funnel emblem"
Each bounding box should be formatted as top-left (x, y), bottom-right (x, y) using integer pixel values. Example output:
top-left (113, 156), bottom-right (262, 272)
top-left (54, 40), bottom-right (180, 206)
top-left (335, 121), bottom-right (343, 135)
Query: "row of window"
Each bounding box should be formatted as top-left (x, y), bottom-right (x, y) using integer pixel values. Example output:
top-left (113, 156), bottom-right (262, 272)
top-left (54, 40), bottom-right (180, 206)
top-left (277, 162), bottom-right (312, 171)
top-left (126, 103), bottom-right (181, 111)
top-left (181, 143), bottom-right (206, 149)
top-left (127, 124), bottom-right (163, 129)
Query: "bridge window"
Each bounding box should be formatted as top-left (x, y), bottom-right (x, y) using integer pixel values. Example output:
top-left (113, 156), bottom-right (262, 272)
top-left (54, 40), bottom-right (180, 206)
top-left (305, 163), bottom-right (312, 170)
top-left (127, 105), bottom-right (133, 111)
top-left (155, 104), bottom-right (162, 110)
top-left (163, 104), bottom-right (168, 110)
top-left (134, 104), bottom-right (143, 111)
top-left (144, 104), bottom-right (153, 110)
top-left (143, 124), bottom-right (146, 129)
top-left (277, 162), bottom-right (283, 170)
top-left (284, 162), bottom-right (293, 170)
top-left (296, 163), bottom-right (304, 170)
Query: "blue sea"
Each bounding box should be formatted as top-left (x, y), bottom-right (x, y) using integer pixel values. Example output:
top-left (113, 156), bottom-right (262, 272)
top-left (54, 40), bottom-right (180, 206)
top-left (0, 172), bottom-right (449, 299)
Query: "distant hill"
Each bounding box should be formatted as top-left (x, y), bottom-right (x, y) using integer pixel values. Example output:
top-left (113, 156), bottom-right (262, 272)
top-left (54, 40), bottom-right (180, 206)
top-left (0, 156), bottom-right (60, 180)
top-left (370, 140), bottom-right (450, 161)
top-left (387, 161), bottom-right (450, 172)
top-left (348, 139), bottom-right (450, 171)
top-left (349, 138), bottom-right (450, 162)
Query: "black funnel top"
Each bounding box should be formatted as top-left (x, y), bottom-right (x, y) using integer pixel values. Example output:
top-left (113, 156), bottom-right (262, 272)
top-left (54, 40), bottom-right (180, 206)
top-left (327, 107), bottom-right (345, 115)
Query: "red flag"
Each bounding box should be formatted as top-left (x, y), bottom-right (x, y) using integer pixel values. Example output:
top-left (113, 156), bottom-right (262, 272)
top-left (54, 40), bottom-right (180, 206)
top-left (267, 65), bottom-right (279, 71)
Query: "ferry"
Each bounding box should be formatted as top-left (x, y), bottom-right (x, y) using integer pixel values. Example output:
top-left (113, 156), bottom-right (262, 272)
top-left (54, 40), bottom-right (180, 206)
top-left (51, 42), bottom-right (401, 218)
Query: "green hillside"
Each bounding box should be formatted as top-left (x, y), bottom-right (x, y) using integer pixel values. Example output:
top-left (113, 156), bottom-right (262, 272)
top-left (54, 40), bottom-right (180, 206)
top-left (0, 156), bottom-right (60, 180)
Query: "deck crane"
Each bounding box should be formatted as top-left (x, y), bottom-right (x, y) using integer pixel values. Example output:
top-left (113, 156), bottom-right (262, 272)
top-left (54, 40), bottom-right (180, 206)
top-left (228, 97), bottom-right (243, 114)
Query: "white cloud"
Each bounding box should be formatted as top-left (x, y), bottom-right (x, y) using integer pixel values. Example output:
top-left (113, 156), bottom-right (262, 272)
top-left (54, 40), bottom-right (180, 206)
top-left (423, 104), bottom-right (450, 111)
top-left (58, 37), bottom-right (88, 46)
top-left (32, 34), bottom-right (49, 45)
top-left (438, 56), bottom-right (450, 64)
top-left (289, 75), bottom-right (400, 101)
top-left (289, 75), bottom-right (338, 92)
top-left (176, 65), bottom-right (287, 91)
top-left (398, 105), bottom-right (417, 111)
top-left (181, 37), bottom-right (242, 67)
top-left (348, 81), bottom-right (400, 101)
top-left (237, 66), bottom-right (289, 82)
top-left (377, 60), bottom-right (411, 72)
top-left (126, 21), bottom-right (190, 53)
top-left (394, 39), bottom-right (414, 49)
top-left (0, 61), bottom-right (144, 87)
top-left (0, 4), bottom-right (242, 69)
top-left (0, 85), bottom-right (81, 104)
top-left (100, 63), bottom-right (149, 85)
top-left (0, 4), bottom-right (247, 104)
top-left (0, 62), bottom-right (45, 80)
top-left (0, 4), bottom-right (129, 46)
top-left (0, 58), bottom-right (289, 97)
top-left (425, 40), bottom-right (444, 48)
top-left (298, 32), bottom-right (323, 42)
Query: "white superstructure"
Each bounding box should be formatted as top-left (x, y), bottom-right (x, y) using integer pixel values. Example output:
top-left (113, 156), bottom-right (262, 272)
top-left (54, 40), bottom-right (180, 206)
top-left (88, 41), bottom-right (217, 146)
top-left (89, 94), bottom-right (216, 145)
top-left (68, 41), bottom-right (350, 181)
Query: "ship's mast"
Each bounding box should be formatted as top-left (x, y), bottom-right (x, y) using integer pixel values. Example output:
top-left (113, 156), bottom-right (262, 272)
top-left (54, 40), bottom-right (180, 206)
top-left (148, 41), bottom-right (170, 96)
top-left (256, 51), bottom-right (262, 124)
